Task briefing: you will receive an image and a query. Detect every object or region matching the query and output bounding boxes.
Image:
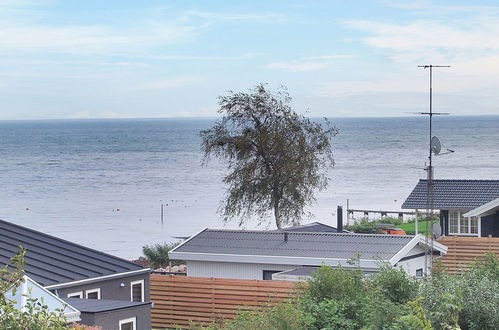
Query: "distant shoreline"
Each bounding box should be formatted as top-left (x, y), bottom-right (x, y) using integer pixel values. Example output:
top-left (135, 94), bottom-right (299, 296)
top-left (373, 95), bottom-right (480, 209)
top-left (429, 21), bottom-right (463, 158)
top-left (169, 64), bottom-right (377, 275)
top-left (1, 113), bottom-right (498, 123)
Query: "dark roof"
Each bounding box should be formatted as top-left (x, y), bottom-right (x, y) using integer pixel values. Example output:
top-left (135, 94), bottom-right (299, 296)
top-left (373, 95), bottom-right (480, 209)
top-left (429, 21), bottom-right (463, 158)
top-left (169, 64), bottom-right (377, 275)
top-left (402, 179), bottom-right (499, 210)
top-left (171, 229), bottom-right (414, 260)
top-left (281, 222), bottom-right (343, 233)
top-left (62, 298), bottom-right (150, 313)
top-left (0, 219), bottom-right (145, 287)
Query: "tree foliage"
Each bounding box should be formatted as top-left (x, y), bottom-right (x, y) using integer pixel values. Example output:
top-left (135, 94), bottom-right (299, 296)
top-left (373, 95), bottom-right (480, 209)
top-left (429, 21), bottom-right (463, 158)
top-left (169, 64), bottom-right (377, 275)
top-left (0, 247), bottom-right (70, 329)
top-left (213, 253), bottom-right (499, 330)
top-left (142, 242), bottom-right (182, 269)
top-left (200, 84), bottom-right (337, 228)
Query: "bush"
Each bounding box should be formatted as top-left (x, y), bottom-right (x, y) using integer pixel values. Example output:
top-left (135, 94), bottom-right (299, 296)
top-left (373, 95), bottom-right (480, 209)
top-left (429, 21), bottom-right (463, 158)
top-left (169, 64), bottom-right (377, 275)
top-left (371, 263), bottom-right (418, 304)
top-left (1, 247), bottom-right (69, 329)
top-left (344, 218), bottom-right (381, 234)
top-left (221, 253), bottom-right (499, 330)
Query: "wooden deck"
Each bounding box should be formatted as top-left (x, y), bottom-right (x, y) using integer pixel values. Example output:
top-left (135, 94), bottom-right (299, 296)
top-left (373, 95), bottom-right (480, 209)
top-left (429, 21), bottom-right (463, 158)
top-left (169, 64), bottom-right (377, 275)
top-left (436, 236), bottom-right (499, 274)
top-left (150, 275), bottom-right (296, 329)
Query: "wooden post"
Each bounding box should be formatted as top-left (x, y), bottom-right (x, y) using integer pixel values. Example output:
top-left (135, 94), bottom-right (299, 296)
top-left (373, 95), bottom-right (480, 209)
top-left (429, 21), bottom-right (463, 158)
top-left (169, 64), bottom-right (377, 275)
top-left (161, 203), bottom-right (164, 225)
top-left (415, 209), bottom-right (419, 235)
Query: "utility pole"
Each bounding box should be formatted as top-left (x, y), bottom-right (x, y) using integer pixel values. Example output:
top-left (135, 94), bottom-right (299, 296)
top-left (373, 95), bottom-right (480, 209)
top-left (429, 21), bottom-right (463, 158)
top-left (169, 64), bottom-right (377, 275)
top-left (417, 64), bottom-right (450, 278)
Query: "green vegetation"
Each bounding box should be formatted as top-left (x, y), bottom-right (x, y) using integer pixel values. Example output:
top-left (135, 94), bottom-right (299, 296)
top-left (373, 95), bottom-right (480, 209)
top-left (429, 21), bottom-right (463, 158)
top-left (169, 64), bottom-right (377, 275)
top-left (346, 216), bottom-right (439, 235)
top-left (398, 220), bottom-right (438, 235)
top-left (1, 247), bottom-right (69, 329)
top-left (203, 253), bottom-right (499, 330)
top-left (142, 242), bottom-right (182, 269)
top-left (200, 84), bottom-right (337, 229)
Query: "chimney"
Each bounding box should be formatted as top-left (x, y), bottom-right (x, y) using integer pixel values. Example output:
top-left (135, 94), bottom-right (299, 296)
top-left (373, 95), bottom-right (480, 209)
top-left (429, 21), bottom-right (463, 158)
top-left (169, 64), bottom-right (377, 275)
top-left (284, 232), bottom-right (288, 242)
top-left (337, 205), bottom-right (343, 232)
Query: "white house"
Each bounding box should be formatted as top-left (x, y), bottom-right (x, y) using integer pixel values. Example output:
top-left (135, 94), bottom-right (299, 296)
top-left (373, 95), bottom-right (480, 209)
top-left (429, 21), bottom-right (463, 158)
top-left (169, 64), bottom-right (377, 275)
top-left (169, 228), bottom-right (448, 280)
top-left (6, 275), bottom-right (81, 323)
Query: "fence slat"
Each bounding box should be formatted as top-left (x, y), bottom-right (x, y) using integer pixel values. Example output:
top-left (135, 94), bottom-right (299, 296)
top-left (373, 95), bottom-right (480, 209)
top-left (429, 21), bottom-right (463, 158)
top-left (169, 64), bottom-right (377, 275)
top-left (436, 236), bottom-right (499, 274)
top-left (151, 275), bottom-right (295, 329)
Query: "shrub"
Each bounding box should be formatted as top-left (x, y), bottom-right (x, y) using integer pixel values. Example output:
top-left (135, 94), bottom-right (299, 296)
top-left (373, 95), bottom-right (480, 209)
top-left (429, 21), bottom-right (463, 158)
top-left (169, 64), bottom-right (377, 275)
top-left (371, 263), bottom-right (418, 304)
top-left (344, 218), bottom-right (381, 234)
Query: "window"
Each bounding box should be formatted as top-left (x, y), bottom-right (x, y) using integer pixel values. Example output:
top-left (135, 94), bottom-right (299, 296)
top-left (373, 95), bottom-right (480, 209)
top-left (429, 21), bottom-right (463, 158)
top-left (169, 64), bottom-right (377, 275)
top-left (449, 211), bottom-right (479, 236)
top-left (415, 268), bottom-right (423, 279)
top-left (262, 270), bottom-right (281, 280)
top-left (119, 317), bottom-right (136, 330)
top-left (85, 288), bottom-right (101, 299)
top-left (130, 280), bottom-right (144, 302)
top-left (67, 291), bottom-right (83, 299)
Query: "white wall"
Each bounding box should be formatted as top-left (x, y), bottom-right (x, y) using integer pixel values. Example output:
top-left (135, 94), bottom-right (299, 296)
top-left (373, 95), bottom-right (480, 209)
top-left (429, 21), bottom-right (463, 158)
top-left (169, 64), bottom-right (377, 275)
top-left (396, 245), bottom-right (431, 276)
top-left (187, 261), bottom-right (297, 280)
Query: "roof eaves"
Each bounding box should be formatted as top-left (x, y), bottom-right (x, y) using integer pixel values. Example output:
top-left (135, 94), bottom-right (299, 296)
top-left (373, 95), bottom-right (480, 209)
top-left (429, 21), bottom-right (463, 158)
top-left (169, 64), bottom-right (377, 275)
top-left (463, 197), bottom-right (499, 217)
top-left (43, 268), bottom-right (150, 290)
top-left (168, 251), bottom-right (381, 269)
top-left (168, 228), bottom-right (208, 255)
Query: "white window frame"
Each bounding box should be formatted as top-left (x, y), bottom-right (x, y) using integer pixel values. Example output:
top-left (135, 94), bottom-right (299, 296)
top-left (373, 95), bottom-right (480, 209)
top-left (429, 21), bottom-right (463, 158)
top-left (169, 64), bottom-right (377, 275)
top-left (130, 280), bottom-right (145, 302)
top-left (415, 268), bottom-right (423, 279)
top-left (85, 288), bottom-right (101, 299)
top-left (67, 291), bottom-right (83, 298)
top-left (448, 211), bottom-right (480, 236)
top-left (119, 317), bottom-right (136, 330)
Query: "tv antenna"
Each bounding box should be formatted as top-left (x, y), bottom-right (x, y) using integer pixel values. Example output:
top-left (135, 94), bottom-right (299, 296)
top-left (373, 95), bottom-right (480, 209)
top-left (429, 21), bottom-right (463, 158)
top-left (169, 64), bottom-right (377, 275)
top-left (417, 64), bottom-right (452, 278)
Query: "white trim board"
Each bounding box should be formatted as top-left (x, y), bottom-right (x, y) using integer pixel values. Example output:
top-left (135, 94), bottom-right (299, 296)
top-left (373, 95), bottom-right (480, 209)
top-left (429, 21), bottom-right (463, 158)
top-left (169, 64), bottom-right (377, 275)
top-left (44, 268), bottom-right (150, 290)
top-left (85, 288), bottom-right (101, 299)
top-left (464, 197), bottom-right (499, 218)
top-left (130, 279), bottom-right (145, 302)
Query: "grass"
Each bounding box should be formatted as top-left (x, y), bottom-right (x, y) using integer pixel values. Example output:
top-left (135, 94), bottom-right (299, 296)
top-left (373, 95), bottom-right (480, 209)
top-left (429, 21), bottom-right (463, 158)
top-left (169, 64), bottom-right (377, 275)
top-left (398, 220), bottom-right (438, 235)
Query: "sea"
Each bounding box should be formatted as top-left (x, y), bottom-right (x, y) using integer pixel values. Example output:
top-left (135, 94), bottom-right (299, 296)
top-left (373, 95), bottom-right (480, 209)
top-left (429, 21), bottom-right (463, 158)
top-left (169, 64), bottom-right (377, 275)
top-left (0, 116), bottom-right (498, 259)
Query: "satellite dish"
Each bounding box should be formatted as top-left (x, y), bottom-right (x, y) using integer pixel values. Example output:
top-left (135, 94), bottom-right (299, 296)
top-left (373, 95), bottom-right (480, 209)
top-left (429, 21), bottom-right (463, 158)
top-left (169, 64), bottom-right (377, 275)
top-left (431, 136), bottom-right (441, 155)
top-left (432, 222), bottom-right (442, 238)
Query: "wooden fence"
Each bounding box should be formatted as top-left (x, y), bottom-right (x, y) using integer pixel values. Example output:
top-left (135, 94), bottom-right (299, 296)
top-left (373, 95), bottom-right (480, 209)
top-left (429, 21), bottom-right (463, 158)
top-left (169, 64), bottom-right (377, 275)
top-left (437, 236), bottom-right (499, 274)
top-left (150, 275), bottom-right (296, 329)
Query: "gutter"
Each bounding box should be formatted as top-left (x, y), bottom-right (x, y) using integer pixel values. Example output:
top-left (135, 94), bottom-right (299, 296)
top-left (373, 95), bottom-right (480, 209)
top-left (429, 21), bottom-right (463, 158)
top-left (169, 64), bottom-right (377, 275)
top-left (44, 268), bottom-right (151, 290)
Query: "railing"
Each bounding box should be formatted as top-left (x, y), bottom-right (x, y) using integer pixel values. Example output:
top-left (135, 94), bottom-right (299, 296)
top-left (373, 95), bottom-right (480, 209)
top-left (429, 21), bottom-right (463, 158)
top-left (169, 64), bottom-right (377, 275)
top-left (150, 275), bottom-right (296, 329)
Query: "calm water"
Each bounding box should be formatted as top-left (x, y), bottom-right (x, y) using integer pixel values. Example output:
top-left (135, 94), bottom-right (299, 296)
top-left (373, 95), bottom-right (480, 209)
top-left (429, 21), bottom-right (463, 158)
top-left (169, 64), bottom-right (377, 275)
top-left (0, 116), bottom-right (498, 258)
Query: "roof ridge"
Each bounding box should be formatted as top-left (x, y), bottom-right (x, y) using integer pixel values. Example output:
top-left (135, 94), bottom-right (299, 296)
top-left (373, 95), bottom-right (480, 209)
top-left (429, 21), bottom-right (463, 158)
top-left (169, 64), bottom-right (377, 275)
top-left (203, 228), bottom-right (414, 239)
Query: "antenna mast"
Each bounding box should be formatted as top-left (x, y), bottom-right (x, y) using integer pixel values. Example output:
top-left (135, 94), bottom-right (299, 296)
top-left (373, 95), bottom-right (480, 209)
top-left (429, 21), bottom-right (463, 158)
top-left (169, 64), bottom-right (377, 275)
top-left (417, 64), bottom-right (450, 278)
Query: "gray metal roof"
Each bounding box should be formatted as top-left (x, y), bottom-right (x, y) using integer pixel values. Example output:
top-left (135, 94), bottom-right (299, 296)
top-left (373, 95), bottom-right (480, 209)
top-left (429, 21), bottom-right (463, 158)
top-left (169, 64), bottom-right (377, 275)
top-left (402, 179), bottom-right (499, 210)
top-left (62, 298), bottom-right (150, 313)
top-left (0, 219), bottom-right (145, 287)
top-left (172, 229), bottom-right (415, 261)
top-left (281, 222), bottom-right (343, 233)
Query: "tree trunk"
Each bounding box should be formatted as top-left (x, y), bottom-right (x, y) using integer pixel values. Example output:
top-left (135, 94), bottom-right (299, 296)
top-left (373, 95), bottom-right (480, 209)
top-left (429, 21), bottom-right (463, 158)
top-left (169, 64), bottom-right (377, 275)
top-left (274, 201), bottom-right (282, 229)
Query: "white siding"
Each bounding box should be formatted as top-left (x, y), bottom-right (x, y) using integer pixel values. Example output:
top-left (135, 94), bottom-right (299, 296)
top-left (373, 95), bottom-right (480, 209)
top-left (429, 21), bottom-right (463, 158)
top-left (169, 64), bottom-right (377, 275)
top-left (397, 245), bottom-right (431, 276)
top-left (187, 261), bottom-right (297, 280)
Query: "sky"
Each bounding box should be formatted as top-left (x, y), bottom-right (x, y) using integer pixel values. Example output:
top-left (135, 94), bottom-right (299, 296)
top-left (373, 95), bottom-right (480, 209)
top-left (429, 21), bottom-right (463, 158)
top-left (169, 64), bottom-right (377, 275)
top-left (1, 0), bottom-right (499, 120)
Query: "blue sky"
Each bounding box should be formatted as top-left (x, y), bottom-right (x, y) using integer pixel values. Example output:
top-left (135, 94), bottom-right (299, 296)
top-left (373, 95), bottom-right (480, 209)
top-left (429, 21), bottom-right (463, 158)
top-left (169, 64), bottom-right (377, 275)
top-left (1, 0), bottom-right (499, 119)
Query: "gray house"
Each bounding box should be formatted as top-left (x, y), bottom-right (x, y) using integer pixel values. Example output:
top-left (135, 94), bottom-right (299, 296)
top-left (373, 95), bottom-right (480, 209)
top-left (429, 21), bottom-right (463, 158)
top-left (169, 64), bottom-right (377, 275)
top-left (169, 228), bottom-right (447, 280)
top-left (0, 219), bottom-right (151, 330)
top-left (402, 179), bottom-right (499, 237)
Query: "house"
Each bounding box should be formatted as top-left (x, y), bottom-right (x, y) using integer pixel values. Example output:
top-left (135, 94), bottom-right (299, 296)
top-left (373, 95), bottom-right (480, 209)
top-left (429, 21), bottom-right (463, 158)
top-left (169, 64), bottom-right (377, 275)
top-left (6, 275), bottom-right (81, 323)
top-left (168, 228), bottom-right (447, 280)
top-left (0, 219), bottom-right (151, 330)
top-left (402, 179), bottom-right (499, 237)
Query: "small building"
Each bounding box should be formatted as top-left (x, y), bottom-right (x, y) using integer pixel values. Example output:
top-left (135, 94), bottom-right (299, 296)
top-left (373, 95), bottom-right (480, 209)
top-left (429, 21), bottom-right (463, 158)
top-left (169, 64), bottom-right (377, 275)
top-left (6, 275), bottom-right (81, 323)
top-left (168, 228), bottom-right (447, 280)
top-left (0, 219), bottom-right (151, 329)
top-left (402, 179), bottom-right (499, 237)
